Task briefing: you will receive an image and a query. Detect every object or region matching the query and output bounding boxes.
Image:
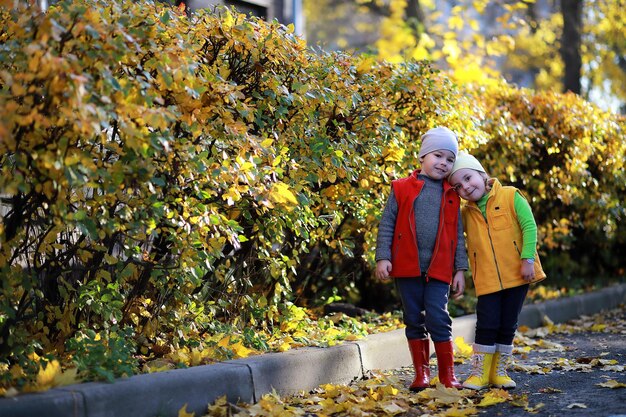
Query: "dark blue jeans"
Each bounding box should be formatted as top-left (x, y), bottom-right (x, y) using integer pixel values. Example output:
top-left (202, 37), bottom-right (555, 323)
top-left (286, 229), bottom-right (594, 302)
top-left (395, 276), bottom-right (452, 342)
top-left (475, 284), bottom-right (529, 346)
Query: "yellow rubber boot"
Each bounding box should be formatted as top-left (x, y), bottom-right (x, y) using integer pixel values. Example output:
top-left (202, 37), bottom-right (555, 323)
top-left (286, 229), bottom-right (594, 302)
top-left (490, 344), bottom-right (516, 389)
top-left (462, 344), bottom-right (495, 390)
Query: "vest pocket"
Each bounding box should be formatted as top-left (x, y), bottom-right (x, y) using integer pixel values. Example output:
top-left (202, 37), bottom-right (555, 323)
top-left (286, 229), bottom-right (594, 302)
top-left (489, 209), bottom-right (512, 230)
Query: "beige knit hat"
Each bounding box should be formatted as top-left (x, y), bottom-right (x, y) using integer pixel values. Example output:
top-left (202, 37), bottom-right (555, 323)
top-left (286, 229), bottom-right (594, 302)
top-left (418, 127), bottom-right (459, 158)
top-left (449, 152), bottom-right (486, 178)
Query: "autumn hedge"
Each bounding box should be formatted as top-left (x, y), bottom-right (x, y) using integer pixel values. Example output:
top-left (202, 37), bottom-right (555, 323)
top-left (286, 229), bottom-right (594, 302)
top-left (0, 0), bottom-right (624, 391)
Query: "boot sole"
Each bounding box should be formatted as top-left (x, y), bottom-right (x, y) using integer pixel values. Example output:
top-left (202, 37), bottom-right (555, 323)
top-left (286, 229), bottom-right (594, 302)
top-left (462, 383), bottom-right (489, 390)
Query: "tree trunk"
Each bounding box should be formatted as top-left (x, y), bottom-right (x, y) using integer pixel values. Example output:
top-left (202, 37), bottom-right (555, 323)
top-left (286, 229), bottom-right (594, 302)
top-left (405, 0), bottom-right (425, 39)
top-left (560, 0), bottom-right (583, 94)
top-left (406, 0), bottom-right (425, 24)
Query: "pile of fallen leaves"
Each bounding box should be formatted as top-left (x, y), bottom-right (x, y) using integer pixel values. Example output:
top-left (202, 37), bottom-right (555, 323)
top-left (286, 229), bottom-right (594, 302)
top-left (512, 310), bottom-right (626, 376)
top-left (200, 380), bottom-right (540, 417)
top-left (184, 307), bottom-right (626, 417)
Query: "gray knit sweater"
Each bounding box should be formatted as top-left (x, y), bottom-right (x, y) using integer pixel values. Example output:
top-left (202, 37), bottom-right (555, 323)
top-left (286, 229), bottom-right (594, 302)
top-left (375, 174), bottom-right (469, 274)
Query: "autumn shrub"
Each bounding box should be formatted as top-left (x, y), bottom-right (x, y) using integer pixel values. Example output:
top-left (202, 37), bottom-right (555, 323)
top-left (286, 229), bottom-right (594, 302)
top-left (0, 0), bottom-right (624, 394)
top-left (0, 0), bottom-right (420, 389)
top-left (460, 81), bottom-right (626, 289)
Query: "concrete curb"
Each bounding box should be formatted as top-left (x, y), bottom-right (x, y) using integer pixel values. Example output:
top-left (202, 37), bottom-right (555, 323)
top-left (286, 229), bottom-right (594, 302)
top-left (2, 283), bottom-right (625, 417)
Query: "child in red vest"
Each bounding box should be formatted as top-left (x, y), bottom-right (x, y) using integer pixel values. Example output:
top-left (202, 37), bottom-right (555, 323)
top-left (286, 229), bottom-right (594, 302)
top-left (448, 152), bottom-right (546, 390)
top-left (375, 127), bottom-right (469, 390)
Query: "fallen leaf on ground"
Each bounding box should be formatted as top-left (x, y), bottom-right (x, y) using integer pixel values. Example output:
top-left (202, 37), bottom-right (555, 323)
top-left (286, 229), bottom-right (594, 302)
top-left (380, 401), bottom-right (406, 415)
top-left (418, 384), bottom-right (466, 405)
top-left (443, 405), bottom-right (479, 416)
top-left (526, 402), bottom-right (545, 413)
top-left (476, 389), bottom-right (510, 407)
top-left (596, 379), bottom-right (626, 389)
top-left (178, 404), bottom-right (195, 417)
top-left (538, 387), bottom-right (562, 393)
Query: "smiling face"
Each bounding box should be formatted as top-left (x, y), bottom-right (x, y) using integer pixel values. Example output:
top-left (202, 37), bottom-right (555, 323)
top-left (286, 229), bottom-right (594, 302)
top-left (419, 150), bottom-right (456, 180)
top-left (449, 168), bottom-right (487, 201)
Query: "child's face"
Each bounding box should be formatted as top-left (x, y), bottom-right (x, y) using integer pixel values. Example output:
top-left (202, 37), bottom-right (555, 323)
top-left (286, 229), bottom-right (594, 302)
top-left (449, 168), bottom-right (487, 201)
top-left (419, 150), bottom-right (456, 180)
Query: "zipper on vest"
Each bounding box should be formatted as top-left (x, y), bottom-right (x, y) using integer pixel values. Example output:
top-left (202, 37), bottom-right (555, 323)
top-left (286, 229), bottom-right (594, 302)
top-left (513, 240), bottom-right (521, 256)
top-left (427, 192), bottom-right (447, 280)
top-left (408, 203), bottom-right (421, 274)
top-left (485, 218), bottom-right (504, 290)
top-left (473, 252), bottom-right (478, 282)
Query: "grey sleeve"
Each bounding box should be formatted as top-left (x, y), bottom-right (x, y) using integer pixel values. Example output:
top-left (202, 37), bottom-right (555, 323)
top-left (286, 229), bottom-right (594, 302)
top-left (375, 189), bottom-right (398, 261)
top-left (454, 209), bottom-right (469, 271)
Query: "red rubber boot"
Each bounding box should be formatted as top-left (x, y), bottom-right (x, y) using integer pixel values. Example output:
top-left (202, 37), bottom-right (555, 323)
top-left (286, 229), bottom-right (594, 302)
top-left (407, 339), bottom-right (431, 391)
top-left (434, 340), bottom-right (462, 388)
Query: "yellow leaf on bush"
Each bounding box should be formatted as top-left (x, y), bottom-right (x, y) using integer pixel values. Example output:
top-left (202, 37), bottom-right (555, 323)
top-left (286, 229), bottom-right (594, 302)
top-left (269, 182), bottom-right (298, 209)
top-left (218, 336), bottom-right (232, 348)
top-left (292, 330), bottom-right (307, 338)
top-left (280, 319), bottom-right (299, 333)
top-left (356, 56), bottom-right (375, 74)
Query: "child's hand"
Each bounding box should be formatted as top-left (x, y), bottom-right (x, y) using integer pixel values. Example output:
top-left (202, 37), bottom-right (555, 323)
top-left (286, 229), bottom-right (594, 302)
top-left (450, 270), bottom-right (465, 300)
top-left (521, 260), bottom-right (535, 282)
top-left (375, 260), bottom-right (392, 282)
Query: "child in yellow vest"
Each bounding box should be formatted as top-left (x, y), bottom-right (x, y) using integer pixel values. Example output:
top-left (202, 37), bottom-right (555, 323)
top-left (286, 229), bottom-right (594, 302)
top-left (448, 152), bottom-right (546, 390)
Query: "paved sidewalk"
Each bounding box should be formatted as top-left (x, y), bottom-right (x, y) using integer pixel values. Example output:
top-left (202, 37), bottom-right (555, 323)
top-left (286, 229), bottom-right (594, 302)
top-left (2, 284), bottom-right (625, 417)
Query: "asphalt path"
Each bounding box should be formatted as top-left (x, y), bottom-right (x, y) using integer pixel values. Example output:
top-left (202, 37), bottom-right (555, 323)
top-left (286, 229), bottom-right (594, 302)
top-left (392, 306), bottom-right (626, 417)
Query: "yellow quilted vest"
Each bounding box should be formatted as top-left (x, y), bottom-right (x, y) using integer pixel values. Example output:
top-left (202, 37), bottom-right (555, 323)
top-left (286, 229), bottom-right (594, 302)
top-left (462, 179), bottom-right (546, 296)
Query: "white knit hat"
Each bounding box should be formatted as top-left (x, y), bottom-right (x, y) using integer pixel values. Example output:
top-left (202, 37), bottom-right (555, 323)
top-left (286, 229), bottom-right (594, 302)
top-left (418, 127), bottom-right (459, 158)
top-left (449, 152), bottom-right (486, 178)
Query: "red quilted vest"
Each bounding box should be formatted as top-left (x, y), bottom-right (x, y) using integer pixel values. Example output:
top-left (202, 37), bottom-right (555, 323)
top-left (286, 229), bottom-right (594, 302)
top-left (390, 170), bottom-right (460, 283)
